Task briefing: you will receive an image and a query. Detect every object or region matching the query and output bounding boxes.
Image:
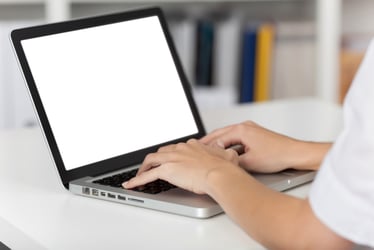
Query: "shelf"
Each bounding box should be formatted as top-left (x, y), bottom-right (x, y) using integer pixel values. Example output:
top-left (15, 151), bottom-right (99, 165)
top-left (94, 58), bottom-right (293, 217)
top-left (0, 0), bottom-right (309, 4)
top-left (0, 0), bottom-right (342, 103)
top-left (0, 0), bottom-right (42, 4)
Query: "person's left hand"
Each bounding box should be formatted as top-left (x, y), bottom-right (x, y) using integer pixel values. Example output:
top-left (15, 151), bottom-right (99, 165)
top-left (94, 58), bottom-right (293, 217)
top-left (122, 139), bottom-right (240, 194)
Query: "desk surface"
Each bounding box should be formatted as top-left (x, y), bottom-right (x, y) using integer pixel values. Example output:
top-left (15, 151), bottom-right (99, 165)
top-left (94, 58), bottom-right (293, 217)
top-left (0, 98), bottom-right (343, 250)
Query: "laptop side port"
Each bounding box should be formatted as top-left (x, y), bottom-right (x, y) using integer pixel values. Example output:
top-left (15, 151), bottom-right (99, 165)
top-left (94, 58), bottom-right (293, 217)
top-left (128, 198), bottom-right (144, 203)
top-left (92, 189), bottom-right (99, 196)
top-left (117, 195), bottom-right (126, 201)
top-left (82, 187), bottom-right (90, 195)
top-left (107, 193), bottom-right (116, 199)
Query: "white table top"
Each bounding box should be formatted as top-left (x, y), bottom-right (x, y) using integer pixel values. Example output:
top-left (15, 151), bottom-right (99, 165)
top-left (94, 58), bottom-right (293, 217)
top-left (0, 98), bottom-right (343, 250)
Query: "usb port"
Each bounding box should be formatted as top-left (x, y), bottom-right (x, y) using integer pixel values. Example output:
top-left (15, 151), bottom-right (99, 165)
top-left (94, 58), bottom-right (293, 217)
top-left (100, 192), bottom-right (106, 197)
top-left (107, 193), bottom-right (116, 199)
top-left (117, 195), bottom-right (126, 201)
top-left (92, 189), bottom-right (99, 196)
top-left (82, 187), bottom-right (90, 195)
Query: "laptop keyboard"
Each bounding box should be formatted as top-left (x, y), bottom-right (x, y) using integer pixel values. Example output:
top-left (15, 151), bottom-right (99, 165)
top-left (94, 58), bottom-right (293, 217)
top-left (92, 169), bottom-right (176, 194)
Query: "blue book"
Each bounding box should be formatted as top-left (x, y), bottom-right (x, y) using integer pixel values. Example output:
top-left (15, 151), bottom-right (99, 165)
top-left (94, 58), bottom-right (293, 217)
top-left (239, 26), bottom-right (257, 103)
top-left (195, 20), bottom-right (215, 86)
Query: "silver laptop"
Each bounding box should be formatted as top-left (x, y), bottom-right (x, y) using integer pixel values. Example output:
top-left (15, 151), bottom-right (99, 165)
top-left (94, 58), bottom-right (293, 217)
top-left (11, 7), bottom-right (315, 218)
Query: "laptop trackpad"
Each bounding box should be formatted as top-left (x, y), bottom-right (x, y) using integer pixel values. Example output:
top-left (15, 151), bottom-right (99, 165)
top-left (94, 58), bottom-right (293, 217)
top-left (158, 188), bottom-right (218, 208)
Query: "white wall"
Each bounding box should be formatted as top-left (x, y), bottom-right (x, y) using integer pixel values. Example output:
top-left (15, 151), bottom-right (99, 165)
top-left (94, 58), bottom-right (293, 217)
top-left (0, 21), bottom-right (39, 129)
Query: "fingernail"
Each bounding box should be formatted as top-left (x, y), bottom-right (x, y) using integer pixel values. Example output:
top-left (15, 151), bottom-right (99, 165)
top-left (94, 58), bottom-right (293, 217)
top-left (122, 181), bottom-right (129, 188)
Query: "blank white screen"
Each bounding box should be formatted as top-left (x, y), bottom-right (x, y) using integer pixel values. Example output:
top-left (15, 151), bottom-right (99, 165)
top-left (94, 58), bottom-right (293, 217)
top-left (21, 16), bottom-right (198, 170)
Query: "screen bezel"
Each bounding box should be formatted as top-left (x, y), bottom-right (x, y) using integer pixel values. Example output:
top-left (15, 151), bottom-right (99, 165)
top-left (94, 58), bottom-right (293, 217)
top-left (11, 7), bottom-right (206, 188)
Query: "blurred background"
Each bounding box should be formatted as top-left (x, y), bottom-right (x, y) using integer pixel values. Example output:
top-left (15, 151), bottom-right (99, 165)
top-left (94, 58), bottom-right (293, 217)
top-left (0, 0), bottom-right (372, 130)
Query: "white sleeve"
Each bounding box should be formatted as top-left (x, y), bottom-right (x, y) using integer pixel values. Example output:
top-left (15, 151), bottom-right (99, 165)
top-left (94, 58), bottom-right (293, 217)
top-left (309, 39), bottom-right (374, 247)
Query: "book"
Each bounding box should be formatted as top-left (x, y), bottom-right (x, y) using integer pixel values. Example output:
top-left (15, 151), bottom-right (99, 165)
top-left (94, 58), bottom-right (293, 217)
top-left (213, 15), bottom-right (241, 89)
top-left (195, 19), bottom-right (215, 86)
top-left (271, 21), bottom-right (316, 100)
top-left (239, 25), bottom-right (257, 103)
top-left (254, 23), bottom-right (275, 102)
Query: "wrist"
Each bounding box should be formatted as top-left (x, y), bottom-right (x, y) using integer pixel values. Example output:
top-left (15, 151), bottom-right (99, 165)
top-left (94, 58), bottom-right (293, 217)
top-left (205, 164), bottom-right (246, 199)
top-left (288, 140), bottom-right (331, 171)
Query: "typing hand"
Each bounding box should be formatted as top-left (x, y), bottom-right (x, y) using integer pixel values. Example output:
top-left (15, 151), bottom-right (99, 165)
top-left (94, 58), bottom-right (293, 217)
top-left (200, 121), bottom-right (303, 173)
top-left (122, 139), bottom-right (241, 195)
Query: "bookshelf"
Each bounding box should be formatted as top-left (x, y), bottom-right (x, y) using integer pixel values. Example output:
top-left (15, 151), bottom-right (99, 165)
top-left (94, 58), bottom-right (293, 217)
top-left (0, 0), bottom-right (341, 128)
top-left (0, 0), bottom-right (341, 102)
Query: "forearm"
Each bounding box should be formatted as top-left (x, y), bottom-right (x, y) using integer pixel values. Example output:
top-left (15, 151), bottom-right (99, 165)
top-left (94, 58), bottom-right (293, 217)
top-left (207, 167), bottom-right (304, 249)
top-left (206, 166), bottom-right (351, 249)
top-left (288, 141), bottom-right (332, 171)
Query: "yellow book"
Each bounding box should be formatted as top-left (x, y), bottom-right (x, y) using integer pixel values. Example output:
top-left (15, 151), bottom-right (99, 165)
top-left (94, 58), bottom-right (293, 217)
top-left (254, 23), bottom-right (275, 102)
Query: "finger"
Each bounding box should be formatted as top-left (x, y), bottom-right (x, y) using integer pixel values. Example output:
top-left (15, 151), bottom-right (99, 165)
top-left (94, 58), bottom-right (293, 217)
top-left (228, 144), bottom-right (245, 155)
top-left (135, 153), bottom-right (158, 176)
top-left (199, 125), bottom-right (232, 144)
top-left (224, 148), bottom-right (240, 164)
top-left (201, 122), bottom-right (249, 148)
top-left (201, 121), bottom-right (259, 146)
top-left (136, 152), bottom-right (166, 176)
top-left (157, 144), bottom-right (177, 153)
top-left (123, 167), bottom-right (161, 189)
top-left (136, 151), bottom-right (173, 176)
top-left (206, 129), bottom-right (245, 150)
top-left (206, 139), bottom-right (225, 149)
top-left (187, 139), bottom-right (219, 155)
top-left (186, 138), bottom-right (198, 144)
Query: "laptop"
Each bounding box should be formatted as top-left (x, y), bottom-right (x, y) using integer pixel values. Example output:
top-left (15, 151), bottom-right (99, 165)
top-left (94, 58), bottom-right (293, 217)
top-left (10, 7), bottom-right (315, 218)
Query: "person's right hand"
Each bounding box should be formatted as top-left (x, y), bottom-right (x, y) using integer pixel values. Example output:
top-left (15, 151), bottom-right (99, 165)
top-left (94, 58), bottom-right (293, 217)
top-left (200, 121), bottom-right (322, 173)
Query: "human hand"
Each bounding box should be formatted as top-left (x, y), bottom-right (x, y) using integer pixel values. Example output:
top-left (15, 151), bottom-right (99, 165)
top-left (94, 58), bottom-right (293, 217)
top-left (200, 121), bottom-right (305, 173)
top-left (122, 139), bottom-right (241, 195)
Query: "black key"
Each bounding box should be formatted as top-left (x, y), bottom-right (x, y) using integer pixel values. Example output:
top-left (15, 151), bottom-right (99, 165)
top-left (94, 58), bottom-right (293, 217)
top-left (93, 170), bottom-right (176, 194)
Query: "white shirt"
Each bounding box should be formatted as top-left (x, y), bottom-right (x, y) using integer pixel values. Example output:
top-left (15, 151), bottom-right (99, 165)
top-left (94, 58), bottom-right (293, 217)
top-left (309, 40), bottom-right (374, 247)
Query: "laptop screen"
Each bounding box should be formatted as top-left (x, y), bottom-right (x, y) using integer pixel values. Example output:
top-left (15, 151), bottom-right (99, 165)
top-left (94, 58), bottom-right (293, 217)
top-left (19, 15), bottom-right (198, 171)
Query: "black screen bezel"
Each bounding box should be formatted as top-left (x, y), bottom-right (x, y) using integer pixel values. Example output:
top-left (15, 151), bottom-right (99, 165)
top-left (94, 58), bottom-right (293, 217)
top-left (11, 7), bottom-right (206, 188)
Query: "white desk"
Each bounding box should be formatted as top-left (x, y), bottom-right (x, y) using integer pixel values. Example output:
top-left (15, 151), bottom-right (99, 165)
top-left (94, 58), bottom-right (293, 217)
top-left (0, 98), bottom-right (343, 250)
